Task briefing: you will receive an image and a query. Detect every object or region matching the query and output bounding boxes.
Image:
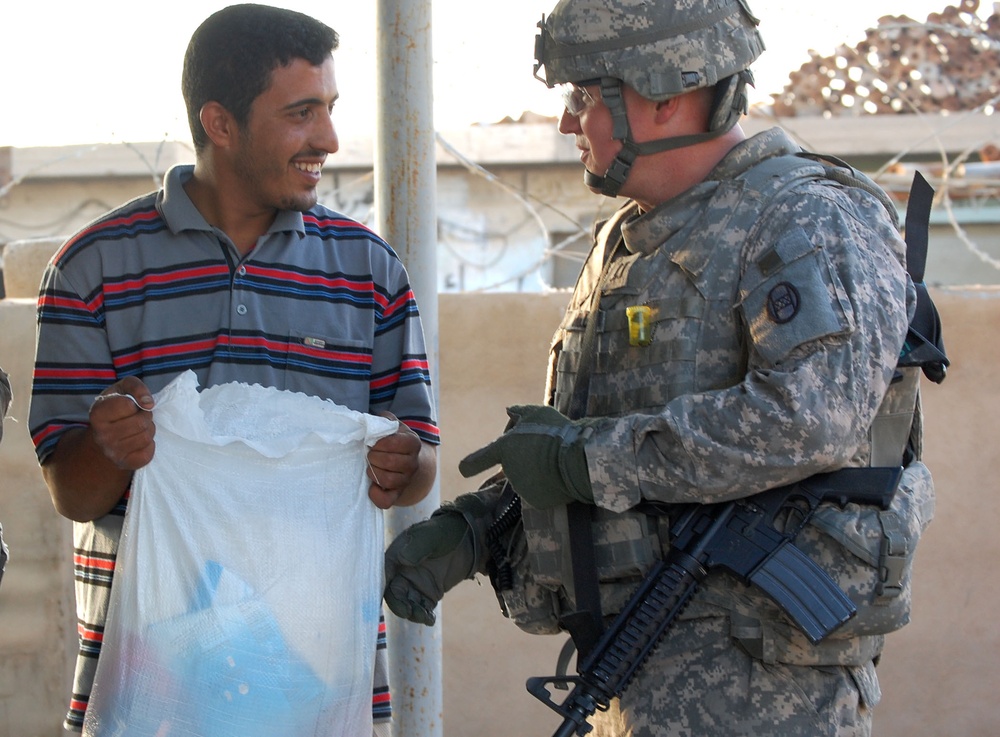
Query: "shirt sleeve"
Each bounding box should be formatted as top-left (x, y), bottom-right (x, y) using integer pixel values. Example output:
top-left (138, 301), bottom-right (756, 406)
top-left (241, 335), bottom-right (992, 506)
top-left (29, 253), bottom-right (117, 463)
top-left (369, 254), bottom-right (440, 446)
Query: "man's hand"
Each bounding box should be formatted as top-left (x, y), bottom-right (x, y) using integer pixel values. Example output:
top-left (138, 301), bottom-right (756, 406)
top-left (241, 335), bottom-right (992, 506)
top-left (367, 412), bottom-right (437, 509)
top-left (90, 376), bottom-right (156, 470)
top-left (383, 494), bottom-right (488, 625)
top-left (459, 405), bottom-right (596, 510)
top-left (42, 376), bottom-right (156, 522)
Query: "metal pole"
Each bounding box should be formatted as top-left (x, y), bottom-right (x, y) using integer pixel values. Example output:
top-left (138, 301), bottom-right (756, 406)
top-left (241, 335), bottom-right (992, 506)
top-left (374, 1), bottom-right (442, 736)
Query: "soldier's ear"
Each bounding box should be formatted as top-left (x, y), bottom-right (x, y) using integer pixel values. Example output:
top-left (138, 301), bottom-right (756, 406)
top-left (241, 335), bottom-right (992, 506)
top-left (652, 95), bottom-right (682, 126)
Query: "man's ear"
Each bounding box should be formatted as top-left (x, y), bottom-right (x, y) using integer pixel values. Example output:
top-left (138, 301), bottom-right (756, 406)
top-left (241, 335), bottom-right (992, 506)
top-left (652, 95), bottom-right (681, 126)
top-left (199, 101), bottom-right (238, 148)
top-left (656, 89), bottom-right (713, 132)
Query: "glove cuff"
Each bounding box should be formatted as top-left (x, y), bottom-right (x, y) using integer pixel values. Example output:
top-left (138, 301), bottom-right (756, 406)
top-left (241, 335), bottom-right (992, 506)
top-left (559, 425), bottom-right (596, 503)
top-left (432, 492), bottom-right (493, 578)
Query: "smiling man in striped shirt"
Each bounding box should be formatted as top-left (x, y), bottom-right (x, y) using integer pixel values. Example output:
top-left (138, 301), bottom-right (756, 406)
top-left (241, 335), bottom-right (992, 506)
top-left (28, 5), bottom-right (438, 734)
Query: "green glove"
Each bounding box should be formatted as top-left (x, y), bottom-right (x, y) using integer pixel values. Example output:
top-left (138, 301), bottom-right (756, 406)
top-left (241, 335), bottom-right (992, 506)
top-left (383, 495), bottom-right (487, 625)
top-left (459, 405), bottom-right (595, 510)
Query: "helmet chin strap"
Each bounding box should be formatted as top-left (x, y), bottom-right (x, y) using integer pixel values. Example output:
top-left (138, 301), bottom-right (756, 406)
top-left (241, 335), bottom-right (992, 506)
top-left (586, 72), bottom-right (752, 198)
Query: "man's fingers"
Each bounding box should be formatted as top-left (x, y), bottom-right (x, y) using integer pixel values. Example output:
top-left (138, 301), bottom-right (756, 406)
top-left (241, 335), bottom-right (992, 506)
top-left (367, 426), bottom-right (421, 493)
top-left (91, 393), bottom-right (145, 421)
top-left (385, 579), bottom-right (436, 626)
top-left (94, 377), bottom-right (155, 414)
top-left (458, 440), bottom-right (502, 478)
top-left (90, 405), bottom-right (156, 470)
top-left (368, 483), bottom-right (402, 509)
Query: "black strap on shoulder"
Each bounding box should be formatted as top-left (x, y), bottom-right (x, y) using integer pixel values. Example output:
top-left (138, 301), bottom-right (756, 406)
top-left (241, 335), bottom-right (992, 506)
top-left (904, 172), bottom-right (933, 284)
top-left (557, 228), bottom-right (629, 660)
top-left (898, 172), bottom-right (949, 383)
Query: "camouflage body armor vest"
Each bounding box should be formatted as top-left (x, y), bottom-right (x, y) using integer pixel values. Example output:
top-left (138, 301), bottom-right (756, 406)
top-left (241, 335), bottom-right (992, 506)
top-left (503, 152), bottom-right (936, 666)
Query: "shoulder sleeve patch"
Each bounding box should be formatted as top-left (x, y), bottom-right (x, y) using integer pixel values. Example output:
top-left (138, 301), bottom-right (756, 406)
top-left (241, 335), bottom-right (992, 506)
top-left (740, 225), bottom-right (856, 365)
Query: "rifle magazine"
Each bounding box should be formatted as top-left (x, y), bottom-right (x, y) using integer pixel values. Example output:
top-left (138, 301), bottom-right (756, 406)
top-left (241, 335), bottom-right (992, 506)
top-left (750, 541), bottom-right (856, 643)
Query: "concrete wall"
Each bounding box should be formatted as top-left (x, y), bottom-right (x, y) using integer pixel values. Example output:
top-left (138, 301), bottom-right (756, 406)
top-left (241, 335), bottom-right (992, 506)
top-left (0, 280), bottom-right (76, 736)
top-left (1, 240), bottom-right (997, 736)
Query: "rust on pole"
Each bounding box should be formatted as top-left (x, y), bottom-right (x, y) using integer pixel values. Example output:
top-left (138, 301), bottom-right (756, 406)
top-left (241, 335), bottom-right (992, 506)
top-left (374, 1), bottom-right (443, 736)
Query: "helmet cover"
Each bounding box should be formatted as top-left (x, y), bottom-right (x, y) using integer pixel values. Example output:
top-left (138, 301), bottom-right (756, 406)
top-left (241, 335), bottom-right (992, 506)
top-left (534, 0), bottom-right (765, 100)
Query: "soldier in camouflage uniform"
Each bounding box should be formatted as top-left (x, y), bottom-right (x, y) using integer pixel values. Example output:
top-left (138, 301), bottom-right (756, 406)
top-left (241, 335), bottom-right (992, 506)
top-left (384, 0), bottom-right (936, 735)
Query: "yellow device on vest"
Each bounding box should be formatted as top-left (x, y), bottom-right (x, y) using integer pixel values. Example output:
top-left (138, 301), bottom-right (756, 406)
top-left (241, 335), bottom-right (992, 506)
top-left (626, 305), bottom-right (653, 347)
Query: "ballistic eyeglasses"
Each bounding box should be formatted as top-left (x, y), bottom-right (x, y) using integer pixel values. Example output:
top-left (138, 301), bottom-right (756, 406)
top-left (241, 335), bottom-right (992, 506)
top-left (560, 79), bottom-right (601, 116)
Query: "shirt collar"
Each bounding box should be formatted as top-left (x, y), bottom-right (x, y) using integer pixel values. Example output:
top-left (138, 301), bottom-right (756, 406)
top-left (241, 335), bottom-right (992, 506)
top-left (157, 164), bottom-right (307, 237)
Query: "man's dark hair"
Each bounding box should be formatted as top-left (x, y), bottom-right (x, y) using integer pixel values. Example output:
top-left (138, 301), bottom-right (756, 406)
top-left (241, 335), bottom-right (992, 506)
top-left (182, 3), bottom-right (339, 152)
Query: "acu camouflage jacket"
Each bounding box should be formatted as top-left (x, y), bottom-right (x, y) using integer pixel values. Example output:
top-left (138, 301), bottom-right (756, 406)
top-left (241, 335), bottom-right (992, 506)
top-left (515, 127), bottom-right (934, 665)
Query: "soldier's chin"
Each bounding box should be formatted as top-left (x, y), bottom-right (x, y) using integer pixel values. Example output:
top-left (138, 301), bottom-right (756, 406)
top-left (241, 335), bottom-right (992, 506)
top-left (582, 168), bottom-right (608, 195)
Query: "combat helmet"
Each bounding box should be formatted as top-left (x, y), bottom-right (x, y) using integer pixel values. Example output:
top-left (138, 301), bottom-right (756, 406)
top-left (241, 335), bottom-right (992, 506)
top-left (534, 0), bottom-right (765, 196)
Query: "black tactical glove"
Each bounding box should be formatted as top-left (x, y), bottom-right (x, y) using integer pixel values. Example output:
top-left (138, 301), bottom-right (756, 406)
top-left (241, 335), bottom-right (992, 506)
top-left (383, 494), bottom-right (489, 625)
top-left (459, 405), bottom-right (596, 510)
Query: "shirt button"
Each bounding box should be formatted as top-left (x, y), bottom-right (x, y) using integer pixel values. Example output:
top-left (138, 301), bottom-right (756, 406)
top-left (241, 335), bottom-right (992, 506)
top-left (237, 266), bottom-right (247, 276)
top-left (236, 304), bottom-right (248, 315)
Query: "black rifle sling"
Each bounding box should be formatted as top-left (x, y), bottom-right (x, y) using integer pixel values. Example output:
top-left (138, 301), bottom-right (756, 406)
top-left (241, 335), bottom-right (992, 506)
top-left (899, 172), bottom-right (949, 382)
top-left (557, 223), bottom-right (628, 659)
top-left (904, 172), bottom-right (932, 284)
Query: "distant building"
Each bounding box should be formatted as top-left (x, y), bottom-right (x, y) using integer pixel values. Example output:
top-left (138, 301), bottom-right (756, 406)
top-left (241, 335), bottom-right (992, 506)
top-left (2, 112), bottom-right (999, 294)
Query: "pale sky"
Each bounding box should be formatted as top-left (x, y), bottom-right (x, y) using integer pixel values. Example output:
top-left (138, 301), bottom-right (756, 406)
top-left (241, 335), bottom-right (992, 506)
top-left (1, 0), bottom-right (954, 148)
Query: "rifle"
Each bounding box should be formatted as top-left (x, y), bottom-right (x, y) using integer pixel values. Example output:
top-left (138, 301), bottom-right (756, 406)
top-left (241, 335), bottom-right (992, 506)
top-left (526, 466), bottom-right (903, 737)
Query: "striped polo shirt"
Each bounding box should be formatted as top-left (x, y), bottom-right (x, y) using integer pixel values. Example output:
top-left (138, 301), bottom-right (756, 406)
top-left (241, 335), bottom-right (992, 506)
top-left (29, 164), bottom-right (439, 731)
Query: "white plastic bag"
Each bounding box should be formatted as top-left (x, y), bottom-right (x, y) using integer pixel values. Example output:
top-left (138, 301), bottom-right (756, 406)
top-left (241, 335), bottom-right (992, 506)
top-left (84, 371), bottom-right (397, 737)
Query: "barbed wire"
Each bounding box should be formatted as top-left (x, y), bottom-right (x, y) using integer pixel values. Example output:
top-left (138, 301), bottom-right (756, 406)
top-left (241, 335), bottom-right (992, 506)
top-left (2, 6), bottom-right (999, 289)
top-left (3, 118), bottom-right (997, 289)
top-left (433, 131), bottom-right (614, 291)
top-left (0, 199), bottom-right (116, 240)
top-left (0, 144), bottom-right (101, 202)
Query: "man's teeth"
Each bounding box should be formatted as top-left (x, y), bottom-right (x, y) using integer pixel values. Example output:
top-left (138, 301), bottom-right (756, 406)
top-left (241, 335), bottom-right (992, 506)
top-left (296, 162), bottom-right (323, 173)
